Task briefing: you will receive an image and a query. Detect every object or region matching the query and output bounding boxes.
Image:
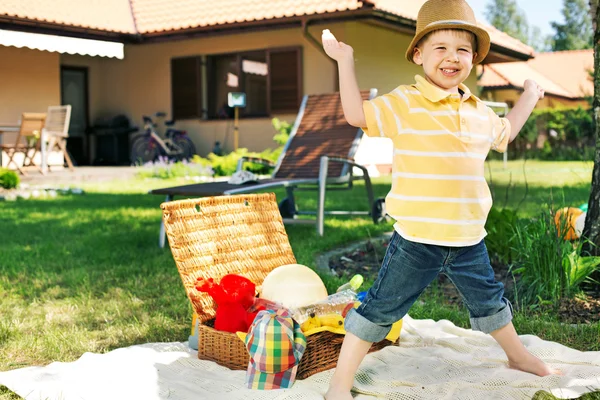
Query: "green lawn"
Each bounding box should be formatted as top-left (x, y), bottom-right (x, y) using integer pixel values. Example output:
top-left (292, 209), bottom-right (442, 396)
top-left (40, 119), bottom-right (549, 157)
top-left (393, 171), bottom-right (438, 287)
top-left (0, 160), bottom-right (598, 400)
top-left (485, 160), bottom-right (593, 215)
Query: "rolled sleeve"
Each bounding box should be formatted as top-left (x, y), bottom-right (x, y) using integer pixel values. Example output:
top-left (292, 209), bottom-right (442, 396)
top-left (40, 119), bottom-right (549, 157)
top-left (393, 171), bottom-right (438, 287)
top-left (362, 99), bottom-right (384, 138)
top-left (491, 114), bottom-right (511, 153)
top-left (470, 298), bottom-right (513, 334)
top-left (362, 92), bottom-right (403, 139)
top-left (344, 308), bottom-right (392, 343)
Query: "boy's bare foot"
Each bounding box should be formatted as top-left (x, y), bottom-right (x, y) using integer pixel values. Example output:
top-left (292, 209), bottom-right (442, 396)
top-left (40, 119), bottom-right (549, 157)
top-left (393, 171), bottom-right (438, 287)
top-left (325, 387), bottom-right (353, 400)
top-left (508, 352), bottom-right (560, 376)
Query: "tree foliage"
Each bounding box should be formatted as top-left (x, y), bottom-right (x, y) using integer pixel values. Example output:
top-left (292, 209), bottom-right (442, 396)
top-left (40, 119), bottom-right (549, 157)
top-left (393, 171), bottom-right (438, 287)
top-left (485, 0), bottom-right (530, 45)
top-left (551, 0), bottom-right (594, 51)
top-left (485, 0), bottom-right (553, 51)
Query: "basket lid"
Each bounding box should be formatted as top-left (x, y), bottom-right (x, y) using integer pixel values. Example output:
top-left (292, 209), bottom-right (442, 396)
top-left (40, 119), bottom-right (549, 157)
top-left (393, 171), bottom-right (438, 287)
top-left (161, 193), bottom-right (296, 324)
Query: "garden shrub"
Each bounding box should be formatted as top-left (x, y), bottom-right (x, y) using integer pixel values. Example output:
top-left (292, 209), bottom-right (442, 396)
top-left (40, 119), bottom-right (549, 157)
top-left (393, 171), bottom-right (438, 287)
top-left (0, 168), bottom-right (19, 189)
top-left (136, 157), bottom-right (213, 179)
top-left (489, 106), bottom-right (595, 161)
top-left (191, 147), bottom-right (281, 177)
top-left (507, 212), bottom-right (600, 308)
top-left (485, 208), bottom-right (519, 265)
top-left (190, 117), bottom-right (292, 177)
top-left (272, 117), bottom-right (292, 146)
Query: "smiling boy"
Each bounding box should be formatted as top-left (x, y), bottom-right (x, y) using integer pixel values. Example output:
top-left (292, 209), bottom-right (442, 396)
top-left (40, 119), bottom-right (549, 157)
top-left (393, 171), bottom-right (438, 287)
top-left (321, 0), bottom-right (552, 399)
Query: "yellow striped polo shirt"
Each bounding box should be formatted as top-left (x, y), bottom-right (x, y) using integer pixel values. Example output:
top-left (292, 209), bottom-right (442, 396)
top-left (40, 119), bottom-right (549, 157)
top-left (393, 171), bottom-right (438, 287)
top-left (363, 75), bottom-right (511, 247)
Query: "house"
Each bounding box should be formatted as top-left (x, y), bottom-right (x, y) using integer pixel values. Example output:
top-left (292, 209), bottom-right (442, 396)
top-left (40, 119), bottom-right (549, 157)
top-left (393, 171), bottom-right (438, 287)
top-left (0, 0), bottom-right (534, 168)
top-left (478, 49), bottom-right (594, 109)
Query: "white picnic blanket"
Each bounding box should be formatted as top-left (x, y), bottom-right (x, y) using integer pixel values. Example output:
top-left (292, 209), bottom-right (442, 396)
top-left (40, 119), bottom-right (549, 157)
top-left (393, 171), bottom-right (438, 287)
top-left (1, 315), bottom-right (599, 400)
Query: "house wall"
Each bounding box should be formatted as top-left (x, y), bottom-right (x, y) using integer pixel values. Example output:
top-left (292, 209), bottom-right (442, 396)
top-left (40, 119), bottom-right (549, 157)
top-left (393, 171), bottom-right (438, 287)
top-left (480, 88), bottom-right (589, 109)
top-left (0, 47), bottom-right (60, 145)
top-left (0, 22), bottom-right (482, 166)
top-left (347, 21), bottom-right (479, 94)
top-left (61, 24), bottom-right (341, 159)
top-left (60, 21), bottom-right (481, 160)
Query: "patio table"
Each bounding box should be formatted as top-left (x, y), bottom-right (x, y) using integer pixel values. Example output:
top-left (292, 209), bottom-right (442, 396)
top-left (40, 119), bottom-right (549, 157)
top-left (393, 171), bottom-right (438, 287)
top-left (0, 124), bottom-right (19, 133)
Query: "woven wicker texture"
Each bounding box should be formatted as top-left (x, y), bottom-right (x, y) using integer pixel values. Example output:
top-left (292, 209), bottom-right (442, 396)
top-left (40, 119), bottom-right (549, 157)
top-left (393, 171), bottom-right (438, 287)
top-left (161, 193), bottom-right (296, 324)
top-left (197, 322), bottom-right (393, 379)
top-left (161, 193), bottom-right (396, 379)
top-left (405, 0), bottom-right (491, 64)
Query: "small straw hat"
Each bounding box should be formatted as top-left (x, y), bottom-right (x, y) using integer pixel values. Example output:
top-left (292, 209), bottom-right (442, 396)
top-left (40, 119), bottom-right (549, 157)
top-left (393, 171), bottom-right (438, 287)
top-left (406, 0), bottom-right (491, 65)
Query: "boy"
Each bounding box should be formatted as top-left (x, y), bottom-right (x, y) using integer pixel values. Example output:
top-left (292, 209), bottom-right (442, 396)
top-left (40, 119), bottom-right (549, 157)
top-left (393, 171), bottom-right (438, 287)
top-left (321, 0), bottom-right (552, 399)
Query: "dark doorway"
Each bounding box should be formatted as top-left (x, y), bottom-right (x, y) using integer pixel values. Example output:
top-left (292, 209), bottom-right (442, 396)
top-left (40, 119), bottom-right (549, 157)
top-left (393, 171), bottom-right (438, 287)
top-left (60, 66), bottom-right (89, 165)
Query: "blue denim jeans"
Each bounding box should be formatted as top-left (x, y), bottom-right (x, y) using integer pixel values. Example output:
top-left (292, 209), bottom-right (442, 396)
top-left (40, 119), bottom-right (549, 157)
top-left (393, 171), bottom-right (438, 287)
top-left (345, 232), bottom-right (513, 343)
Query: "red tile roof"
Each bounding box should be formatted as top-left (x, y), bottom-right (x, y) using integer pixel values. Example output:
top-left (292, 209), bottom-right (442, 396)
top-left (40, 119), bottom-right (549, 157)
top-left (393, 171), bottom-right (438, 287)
top-left (482, 23), bottom-right (535, 58)
top-left (130, 0), bottom-right (366, 33)
top-left (0, 0), bottom-right (534, 59)
top-left (0, 0), bottom-right (137, 33)
top-left (370, 0), bottom-right (533, 57)
top-left (527, 50), bottom-right (594, 98)
top-left (479, 49), bottom-right (594, 99)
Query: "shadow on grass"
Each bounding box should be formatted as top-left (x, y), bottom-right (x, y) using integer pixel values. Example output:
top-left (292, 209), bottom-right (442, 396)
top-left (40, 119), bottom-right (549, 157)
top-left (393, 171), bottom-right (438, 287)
top-left (0, 178), bottom-right (591, 304)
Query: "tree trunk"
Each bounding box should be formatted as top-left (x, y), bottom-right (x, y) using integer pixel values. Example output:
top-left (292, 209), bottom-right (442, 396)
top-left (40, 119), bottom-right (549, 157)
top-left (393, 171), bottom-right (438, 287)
top-left (582, 0), bottom-right (600, 256)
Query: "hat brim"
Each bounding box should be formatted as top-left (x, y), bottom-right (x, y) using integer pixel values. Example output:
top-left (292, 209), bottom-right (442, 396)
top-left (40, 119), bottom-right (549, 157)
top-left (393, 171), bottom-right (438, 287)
top-left (246, 362), bottom-right (298, 390)
top-left (405, 21), bottom-right (491, 65)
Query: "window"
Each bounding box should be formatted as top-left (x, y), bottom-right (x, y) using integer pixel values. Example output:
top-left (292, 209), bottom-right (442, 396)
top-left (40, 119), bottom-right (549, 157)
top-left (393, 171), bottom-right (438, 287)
top-left (268, 49), bottom-right (302, 114)
top-left (240, 51), bottom-right (268, 117)
top-left (171, 47), bottom-right (301, 120)
top-left (171, 56), bottom-right (202, 120)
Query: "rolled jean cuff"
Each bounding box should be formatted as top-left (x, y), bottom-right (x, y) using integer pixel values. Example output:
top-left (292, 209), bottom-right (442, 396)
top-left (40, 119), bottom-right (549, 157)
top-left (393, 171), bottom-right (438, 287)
top-left (344, 308), bottom-right (391, 343)
top-left (470, 299), bottom-right (513, 334)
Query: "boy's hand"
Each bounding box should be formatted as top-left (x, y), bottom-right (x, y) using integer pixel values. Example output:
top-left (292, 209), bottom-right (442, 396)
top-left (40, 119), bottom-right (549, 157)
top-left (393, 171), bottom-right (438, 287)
top-left (524, 79), bottom-right (544, 100)
top-left (322, 29), bottom-right (354, 62)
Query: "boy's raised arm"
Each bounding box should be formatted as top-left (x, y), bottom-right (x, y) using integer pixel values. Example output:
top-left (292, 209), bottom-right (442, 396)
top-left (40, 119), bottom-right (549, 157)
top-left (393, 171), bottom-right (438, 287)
top-left (322, 29), bottom-right (367, 128)
top-left (505, 79), bottom-right (545, 142)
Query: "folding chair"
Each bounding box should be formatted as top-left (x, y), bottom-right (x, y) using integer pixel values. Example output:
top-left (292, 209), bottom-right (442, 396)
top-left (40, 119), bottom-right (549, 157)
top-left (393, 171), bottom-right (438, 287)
top-left (1, 113), bottom-right (47, 175)
top-left (151, 89), bottom-right (379, 247)
top-left (43, 105), bottom-right (73, 171)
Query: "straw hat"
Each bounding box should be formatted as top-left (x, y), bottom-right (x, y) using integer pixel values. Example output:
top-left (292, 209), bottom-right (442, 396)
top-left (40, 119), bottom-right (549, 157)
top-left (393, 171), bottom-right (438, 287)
top-left (406, 0), bottom-right (491, 65)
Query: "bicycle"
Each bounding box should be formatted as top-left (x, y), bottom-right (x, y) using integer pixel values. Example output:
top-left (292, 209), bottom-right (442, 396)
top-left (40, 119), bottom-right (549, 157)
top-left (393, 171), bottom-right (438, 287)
top-left (130, 112), bottom-right (196, 164)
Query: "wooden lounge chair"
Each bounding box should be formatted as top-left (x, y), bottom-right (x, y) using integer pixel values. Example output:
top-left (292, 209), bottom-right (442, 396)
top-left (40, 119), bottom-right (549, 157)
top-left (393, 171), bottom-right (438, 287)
top-left (151, 90), bottom-right (379, 247)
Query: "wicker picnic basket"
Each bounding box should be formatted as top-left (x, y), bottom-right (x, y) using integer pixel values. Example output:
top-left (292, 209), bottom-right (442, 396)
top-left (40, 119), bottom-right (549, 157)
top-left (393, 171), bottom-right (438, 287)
top-left (161, 193), bottom-right (396, 379)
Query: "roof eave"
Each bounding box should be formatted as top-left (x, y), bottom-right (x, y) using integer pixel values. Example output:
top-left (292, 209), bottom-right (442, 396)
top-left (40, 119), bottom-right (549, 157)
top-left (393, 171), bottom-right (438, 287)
top-left (0, 16), bottom-right (137, 42)
top-left (488, 43), bottom-right (534, 62)
top-left (368, 10), bottom-right (416, 35)
top-left (0, 7), bottom-right (537, 62)
top-left (136, 9), bottom-right (375, 43)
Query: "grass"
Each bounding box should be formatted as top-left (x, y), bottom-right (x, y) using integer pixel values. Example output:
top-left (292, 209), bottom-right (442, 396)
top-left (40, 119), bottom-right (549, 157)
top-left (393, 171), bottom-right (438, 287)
top-left (485, 160), bottom-right (593, 215)
top-left (0, 160), bottom-right (598, 400)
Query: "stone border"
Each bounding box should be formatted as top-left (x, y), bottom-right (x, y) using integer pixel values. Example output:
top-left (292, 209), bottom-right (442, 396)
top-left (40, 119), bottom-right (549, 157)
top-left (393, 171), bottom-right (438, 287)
top-left (315, 232), bottom-right (393, 277)
top-left (0, 184), bottom-right (84, 201)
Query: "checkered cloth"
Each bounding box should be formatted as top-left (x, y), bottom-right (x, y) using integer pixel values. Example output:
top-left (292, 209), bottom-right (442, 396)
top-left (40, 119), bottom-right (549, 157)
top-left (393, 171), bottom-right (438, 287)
top-left (244, 309), bottom-right (307, 390)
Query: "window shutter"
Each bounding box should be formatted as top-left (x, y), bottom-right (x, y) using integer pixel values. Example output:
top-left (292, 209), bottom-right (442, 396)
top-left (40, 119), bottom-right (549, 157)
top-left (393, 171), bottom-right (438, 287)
top-left (171, 56), bottom-right (202, 120)
top-left (268, 48), bottom-right (302, 114)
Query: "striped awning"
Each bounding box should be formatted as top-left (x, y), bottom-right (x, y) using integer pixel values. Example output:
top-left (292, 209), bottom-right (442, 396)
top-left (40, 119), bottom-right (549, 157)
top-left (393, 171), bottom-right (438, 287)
top-left (0, 29), bottom-right (124, 59)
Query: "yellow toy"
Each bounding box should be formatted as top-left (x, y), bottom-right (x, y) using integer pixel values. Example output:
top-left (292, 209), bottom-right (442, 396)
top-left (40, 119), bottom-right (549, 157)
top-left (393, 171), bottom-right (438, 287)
top-left (298, 302), bottom-right (403, 342)
top-left (300, 312), bottom-right (345, 332)
top-left (554, 207), bottom-right (586, 240)
top-left (237, 303), bottom-right (403, 343)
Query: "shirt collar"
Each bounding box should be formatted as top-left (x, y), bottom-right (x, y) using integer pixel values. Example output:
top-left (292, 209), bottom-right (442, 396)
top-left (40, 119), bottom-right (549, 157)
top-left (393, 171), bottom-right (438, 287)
top-left (413, 75), bottom-right (475, 103)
